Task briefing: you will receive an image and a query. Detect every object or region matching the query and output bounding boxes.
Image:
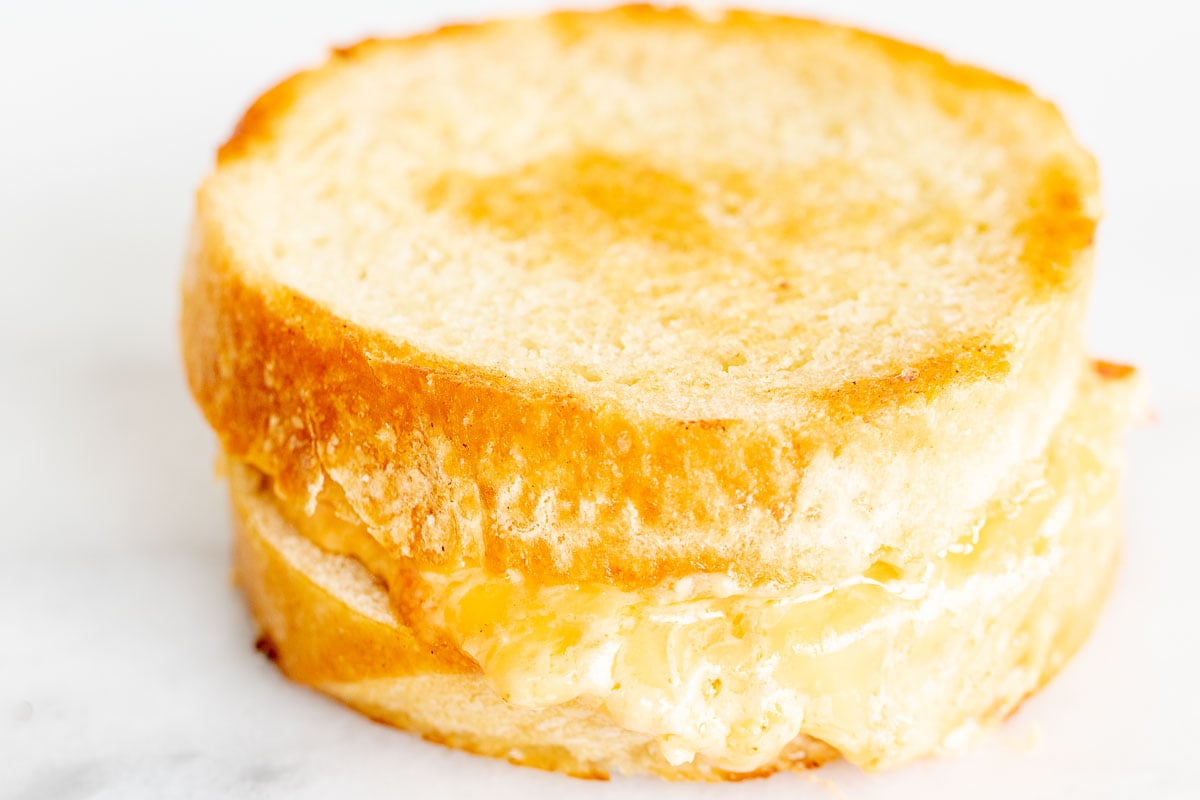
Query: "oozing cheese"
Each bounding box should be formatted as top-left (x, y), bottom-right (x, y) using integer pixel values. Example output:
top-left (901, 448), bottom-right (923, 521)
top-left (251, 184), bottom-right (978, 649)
top-left (266, 368), bottom-right (1126, 773)
top-left (416, 387), bottom-right (1120, 771)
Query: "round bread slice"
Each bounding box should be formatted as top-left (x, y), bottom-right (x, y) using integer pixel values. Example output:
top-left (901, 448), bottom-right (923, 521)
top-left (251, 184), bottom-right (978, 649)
top-left (184, 6), bottom-right (1099, 588)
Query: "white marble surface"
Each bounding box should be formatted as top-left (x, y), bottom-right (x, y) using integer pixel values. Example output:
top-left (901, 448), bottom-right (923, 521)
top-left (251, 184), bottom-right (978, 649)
top-left (1, 1), bottom-right (1196, 798)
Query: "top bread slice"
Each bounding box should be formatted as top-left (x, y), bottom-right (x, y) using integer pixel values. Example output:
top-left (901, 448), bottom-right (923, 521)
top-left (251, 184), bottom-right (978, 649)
top-left (183, 6), bottom-right (1100, 589)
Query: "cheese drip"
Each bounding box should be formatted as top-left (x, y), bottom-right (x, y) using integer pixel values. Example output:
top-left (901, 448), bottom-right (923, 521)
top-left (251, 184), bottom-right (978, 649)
top-left (418, 373), bottom-right (1122, 770)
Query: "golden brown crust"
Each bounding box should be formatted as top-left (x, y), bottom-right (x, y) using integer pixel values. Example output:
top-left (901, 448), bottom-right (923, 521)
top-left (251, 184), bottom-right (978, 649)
top-left (183, 211), bottom-right (1086, 589)
top-left (185, 5), bottom-right (1099, 589)
top-left (217, 70), bottom-right (310, 165)
top-left (1093, 359), bottom-right (1137, 381)
top-left (812, 335), bottom-right (1013, 421)
top-left (184, 241), bottom-right (808, 584)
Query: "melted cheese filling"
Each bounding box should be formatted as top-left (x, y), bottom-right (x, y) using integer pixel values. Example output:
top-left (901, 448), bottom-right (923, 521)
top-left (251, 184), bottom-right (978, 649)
top-left (415, 380), bottom-right (1120, 771)
top-left (271, 369), bottom-right (1126, 772)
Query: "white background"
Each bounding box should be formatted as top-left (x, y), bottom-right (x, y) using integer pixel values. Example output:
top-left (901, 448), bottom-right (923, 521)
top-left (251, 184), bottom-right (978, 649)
top-left (1, 1), bottom-right (1196, 798)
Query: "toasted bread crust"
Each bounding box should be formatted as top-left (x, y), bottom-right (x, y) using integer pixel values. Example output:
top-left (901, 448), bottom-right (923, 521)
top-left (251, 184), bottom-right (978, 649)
top-left (184, 6), bottom-right (1099, 588)
top-left (184, 212), bottom-right (1087, 588)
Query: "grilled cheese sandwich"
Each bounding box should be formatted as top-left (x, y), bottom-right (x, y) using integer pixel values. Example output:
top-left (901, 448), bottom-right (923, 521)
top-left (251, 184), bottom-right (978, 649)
top-left (184, 6), bottom-right (1138, 781)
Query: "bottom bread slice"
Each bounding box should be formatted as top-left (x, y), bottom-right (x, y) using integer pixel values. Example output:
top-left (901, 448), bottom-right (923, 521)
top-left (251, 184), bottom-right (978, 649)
top-left (230, 466), bottom-right (837, 779)
top-left (227, 362), bottom-right (1135, 780)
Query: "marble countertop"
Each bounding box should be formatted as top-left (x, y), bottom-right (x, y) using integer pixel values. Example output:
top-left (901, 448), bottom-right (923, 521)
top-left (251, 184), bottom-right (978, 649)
top-left (2, 1), bottom-right (1195, 798)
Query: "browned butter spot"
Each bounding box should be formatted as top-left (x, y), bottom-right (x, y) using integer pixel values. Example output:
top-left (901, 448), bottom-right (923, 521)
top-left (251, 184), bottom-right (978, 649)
top-left (422, 148), bottom-right (715, 254)
top-left (1093, 360), bottom-right (1135, 381)
top-left (815, 336), bottom-right (1012, 421)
